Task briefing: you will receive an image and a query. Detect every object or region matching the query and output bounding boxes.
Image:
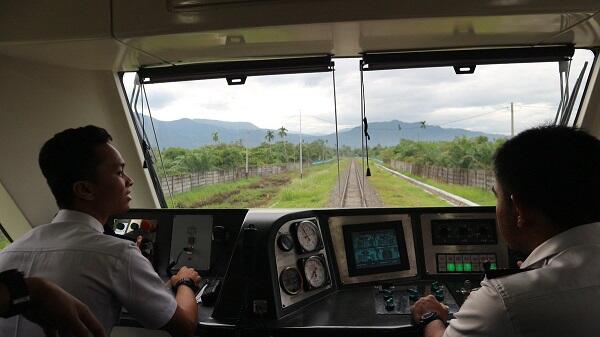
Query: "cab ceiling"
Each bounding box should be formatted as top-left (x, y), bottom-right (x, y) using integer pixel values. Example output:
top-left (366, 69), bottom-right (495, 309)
top-left (0, 0), bottom-right (599, 70)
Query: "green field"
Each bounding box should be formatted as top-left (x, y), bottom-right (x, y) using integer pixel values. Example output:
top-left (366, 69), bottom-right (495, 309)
top-left (269, 160), bottom-right (349, 208)
top-left (384, 166), bottom-right (496, 205)
top-left (368, 165), bottom-right (451, 207)
top-left (168, 161), bottom-right (344, 208)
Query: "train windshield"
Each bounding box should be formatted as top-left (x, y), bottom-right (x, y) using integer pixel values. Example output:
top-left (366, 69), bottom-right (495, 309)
top-left (122, 50), bottom-right (594, 209)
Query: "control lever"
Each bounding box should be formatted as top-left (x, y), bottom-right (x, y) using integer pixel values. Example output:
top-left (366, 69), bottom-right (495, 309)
top-left (166, 247), bottom-right (194, 277)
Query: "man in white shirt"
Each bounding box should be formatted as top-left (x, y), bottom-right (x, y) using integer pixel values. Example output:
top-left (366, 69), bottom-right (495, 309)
top-left (0, 125), bottom-right (201, 337)
top-left (411, 125), bottom-right (600, 337)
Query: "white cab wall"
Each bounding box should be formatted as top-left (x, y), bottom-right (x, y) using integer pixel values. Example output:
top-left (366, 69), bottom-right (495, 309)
top-left (0, 54), bottom-right (159, 232)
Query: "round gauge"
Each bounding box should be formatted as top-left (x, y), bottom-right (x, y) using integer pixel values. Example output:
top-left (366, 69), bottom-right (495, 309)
top-left (295, 220), bottom-right (320, 252)
top-left (279, 267), bottom-right (303, 295)
top-left (302, 256), bottom-right (327, 289)
top-left (277, 234), bottom-right (295, 252)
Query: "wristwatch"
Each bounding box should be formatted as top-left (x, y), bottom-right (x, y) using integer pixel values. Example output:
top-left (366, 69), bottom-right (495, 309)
top-left (419, 311), bottom-right (443, 327)
top-left (0, 269), bottom-right (30, 318)
top-left (173, 277), bottom-right (199, 294)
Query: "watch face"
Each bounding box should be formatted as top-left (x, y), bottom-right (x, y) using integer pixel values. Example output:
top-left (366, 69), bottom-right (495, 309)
top-left (421, 312), bottom-right (436, 320)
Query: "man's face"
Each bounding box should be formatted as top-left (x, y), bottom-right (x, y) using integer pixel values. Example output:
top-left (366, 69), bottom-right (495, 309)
top-left (91, 143), bottom-right (133, 215)
top-left (493, 181), bottom-right (519, 250)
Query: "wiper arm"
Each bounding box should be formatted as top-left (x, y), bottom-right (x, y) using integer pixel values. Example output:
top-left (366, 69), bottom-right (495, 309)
top-left (556, 61), bottom-right (589, 126)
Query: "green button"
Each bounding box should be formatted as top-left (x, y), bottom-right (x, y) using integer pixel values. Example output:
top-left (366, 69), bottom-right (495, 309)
top-left (490, 263), bottom-right (497, 270)
top-left (464, 263), bottom-right (472, 272)
top-left (447, 263), bottom-right (456, 272)
top-left (456, 263), bottom-right (464, 272)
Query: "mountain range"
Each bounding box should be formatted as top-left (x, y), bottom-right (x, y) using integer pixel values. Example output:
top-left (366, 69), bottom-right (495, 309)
top-left (139, 116), bottom-right (504, 149)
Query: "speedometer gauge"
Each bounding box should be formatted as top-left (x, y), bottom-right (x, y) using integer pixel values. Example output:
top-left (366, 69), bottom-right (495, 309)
top-left (279, 267), bottom-right (303, 295)
top-left (295, 220), bottom-right (320, 252)
top-left (302, 256), bottom-right (328, 289)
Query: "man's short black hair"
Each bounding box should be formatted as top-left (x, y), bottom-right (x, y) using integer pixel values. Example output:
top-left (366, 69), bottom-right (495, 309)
top-left (494, 125), bottom-right (600, 228)
top-left (39, 125), bottom-right (113, 208)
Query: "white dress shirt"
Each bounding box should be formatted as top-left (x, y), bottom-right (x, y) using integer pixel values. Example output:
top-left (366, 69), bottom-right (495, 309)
top-left (444, 222), bottom-right (600, 337)
top-left (0, 209), bottom-right (177, 337)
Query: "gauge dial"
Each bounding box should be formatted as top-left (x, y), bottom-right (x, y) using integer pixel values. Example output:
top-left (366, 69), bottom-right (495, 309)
top-left (302, 256), bottom-right (327, 289)
top-left (277, 234), bottom-right (295, 252)
top-left (279, 267), bottom-right (303, 295)
top-left (295, 220), bottom-right (320, 252)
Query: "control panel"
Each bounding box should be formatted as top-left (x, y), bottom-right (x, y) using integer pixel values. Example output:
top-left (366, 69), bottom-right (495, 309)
top-left (373, 281), bottom-right (459, 315)
top-left (112, 218), bottom-right (158, 263)
top-left (274, 217), bottom-right (332, 309)
top-left (421, 212), bottom-right (508, 275)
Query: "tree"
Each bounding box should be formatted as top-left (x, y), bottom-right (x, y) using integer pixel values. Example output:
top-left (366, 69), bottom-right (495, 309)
top-left (212, 132), bottom-right (219, 144)
top-left (265, 130), bottom-right (275, 162)
top-left (265, 130), bottom-right (275, 143)
top-left (277, 126), bottom-right (287, 139)
top-left (278, 126), bottom-right (288, 164)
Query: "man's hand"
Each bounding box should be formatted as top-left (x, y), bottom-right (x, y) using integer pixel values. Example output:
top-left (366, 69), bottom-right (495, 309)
top-left (170, 266), bottom-right (201, 287)
top-left (410, 295), bottom-right (449, 323)
top-left (24, 277), bottom-right (107, 337)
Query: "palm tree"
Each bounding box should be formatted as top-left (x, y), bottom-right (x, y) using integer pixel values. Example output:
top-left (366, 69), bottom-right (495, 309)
top-left (265, 130), bottom-right (275, 143)
top-left (278, 126), bottom-right (288, 163)
top-left (265, 130), bottom-right (275, 162)
top-left (212, 132), bottom-right (219, 144)
top-left (277, 126), bottom-right (287, 139)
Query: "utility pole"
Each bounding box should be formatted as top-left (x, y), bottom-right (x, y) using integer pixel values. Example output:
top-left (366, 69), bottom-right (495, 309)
top-left (299, 110), bottom-right (303, 179)
top-left (245, 146), bottom-right (249, 177)
top-left (511, 102), bottom-right (514, 137)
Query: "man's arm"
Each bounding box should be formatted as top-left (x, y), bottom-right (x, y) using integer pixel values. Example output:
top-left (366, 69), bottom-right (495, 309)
top-left (0, 276), bottom-right (106, 337)
top-left (411, 295), bottom-right (449, 337)
top-left (162, 267), bottom-right (201, 337)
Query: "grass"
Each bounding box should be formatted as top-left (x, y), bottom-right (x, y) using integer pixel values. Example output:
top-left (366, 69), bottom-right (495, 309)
top-left (0, 235), bottom-right (10, 250)
top-left (168, 176), bottom-right (268, 208)
top-left (386, 166), bottom-right (496, 205)
top-left (168, 161), bottom-right (346, 208)
top-left (368, 165), bottom-right (451, 207)
top-left (270, 160), bottom-right (349, 208)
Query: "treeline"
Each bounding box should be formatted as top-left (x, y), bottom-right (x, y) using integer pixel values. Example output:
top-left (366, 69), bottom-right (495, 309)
top-left (158, 140), bottom-right (350, 176)
top-left (157, 135), bottom-right (504, 175)
top-left (371, 136), bottom-right (505, 169)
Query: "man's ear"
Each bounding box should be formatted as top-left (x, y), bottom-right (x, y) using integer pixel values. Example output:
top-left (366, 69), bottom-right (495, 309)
top-left (72, 181), bottom-right (95, 201)
top-left (510, 194), bottom-right (531, 229)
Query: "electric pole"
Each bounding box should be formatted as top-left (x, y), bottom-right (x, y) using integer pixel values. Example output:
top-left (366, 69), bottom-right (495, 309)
top-left (299, 110), bottom-right (303, 180)
top-left (511, 102), bottom-right (514, 137)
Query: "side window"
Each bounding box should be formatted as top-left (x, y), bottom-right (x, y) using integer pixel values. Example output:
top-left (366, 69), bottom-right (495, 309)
top-left (0, 224), bottom-right (12, 250)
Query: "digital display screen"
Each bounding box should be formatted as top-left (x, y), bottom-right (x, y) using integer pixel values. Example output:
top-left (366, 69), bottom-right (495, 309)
top-left (352, 229), bottom-right (402, 269)
top-left (343, 221), bottom-right (410, 277)
top-left (431, 219), bottom-right (497, 245)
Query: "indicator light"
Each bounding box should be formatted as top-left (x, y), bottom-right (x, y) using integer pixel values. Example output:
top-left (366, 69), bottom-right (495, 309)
top-left (456, 264), bottom-right (464, 272)
top-left (447, 263), bottom-right (456, 272)
top-left (464, 263), bottom-right (472, 272)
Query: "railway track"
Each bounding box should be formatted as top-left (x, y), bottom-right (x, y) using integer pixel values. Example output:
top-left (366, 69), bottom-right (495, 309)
top-left (340, 160), bottom-right (367, 207)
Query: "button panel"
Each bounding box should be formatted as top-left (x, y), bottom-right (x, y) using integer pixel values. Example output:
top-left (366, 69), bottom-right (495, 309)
top-left (436, 253), bottom-right (497, 273)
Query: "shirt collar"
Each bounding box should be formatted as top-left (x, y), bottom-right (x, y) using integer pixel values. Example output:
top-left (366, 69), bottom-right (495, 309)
top-left (521, 222), bottom-right (600, 269)
top-left (51, 209), bottom-right (105, 233)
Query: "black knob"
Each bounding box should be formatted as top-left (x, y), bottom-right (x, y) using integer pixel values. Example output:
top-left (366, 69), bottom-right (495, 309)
top-left (116, 223), bottom-right (126, 230)
top-left (385, 297), bottom-right (395, 311)
top-left (130, 223), bottom-right (139, 230)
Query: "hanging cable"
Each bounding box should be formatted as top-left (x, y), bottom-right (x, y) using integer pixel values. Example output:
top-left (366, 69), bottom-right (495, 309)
top-left (140, 82), bottom-right (175, 204)
top-left (359, 61), bottom-right (366, 187)
top-left (332, 62), bottom-right (341, 199)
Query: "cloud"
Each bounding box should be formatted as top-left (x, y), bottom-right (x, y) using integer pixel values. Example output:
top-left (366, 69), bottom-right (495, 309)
top-left (123, 49), bottom-right (594, 137)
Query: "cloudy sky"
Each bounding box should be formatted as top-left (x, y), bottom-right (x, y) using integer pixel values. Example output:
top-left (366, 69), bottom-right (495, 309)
top-left (125, 49), bottom-right (593, 137)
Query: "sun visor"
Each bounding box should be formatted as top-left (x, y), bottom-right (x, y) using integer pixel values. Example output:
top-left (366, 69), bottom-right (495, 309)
top-left (138, 56), bottom-right (334, 85)
top-left (361, 45), bottom-right (575, 73)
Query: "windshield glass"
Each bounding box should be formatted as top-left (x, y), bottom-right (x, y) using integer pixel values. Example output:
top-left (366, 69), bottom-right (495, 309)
top-left (122, 49), bottom-right (594, 209)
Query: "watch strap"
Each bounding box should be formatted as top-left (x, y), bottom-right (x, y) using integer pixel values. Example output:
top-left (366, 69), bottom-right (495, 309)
top-left (0, 269), bottom-right (30, 318)
top-left (173, 277), bottom-right (199, 294)
top-left (419, 311), bottom-right (443, 327)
